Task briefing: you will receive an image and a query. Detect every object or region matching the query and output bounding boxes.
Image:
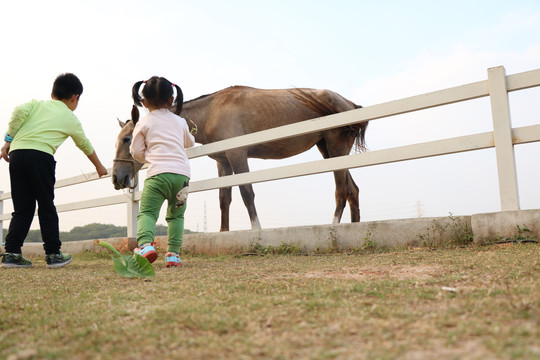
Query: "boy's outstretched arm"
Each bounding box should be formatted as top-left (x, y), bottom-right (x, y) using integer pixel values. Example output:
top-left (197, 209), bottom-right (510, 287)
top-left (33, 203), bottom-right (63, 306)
top-left (87, 151), bottom-right (108, 177)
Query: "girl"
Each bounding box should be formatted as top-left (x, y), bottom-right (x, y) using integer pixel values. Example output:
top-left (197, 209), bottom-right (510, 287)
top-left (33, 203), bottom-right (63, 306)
top-left (130, 76), bottom-right (195, 267)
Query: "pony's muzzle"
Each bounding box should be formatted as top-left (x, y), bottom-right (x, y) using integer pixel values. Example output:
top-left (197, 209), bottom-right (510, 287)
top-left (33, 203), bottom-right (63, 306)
top-left (112, 174), bottom-right (131, 190)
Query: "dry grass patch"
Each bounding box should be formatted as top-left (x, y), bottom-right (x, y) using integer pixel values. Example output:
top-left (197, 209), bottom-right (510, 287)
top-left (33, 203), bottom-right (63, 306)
top-left (0, 243), bottom-right (539, 359)
top-left (301, 264), bottom-right (443, 281)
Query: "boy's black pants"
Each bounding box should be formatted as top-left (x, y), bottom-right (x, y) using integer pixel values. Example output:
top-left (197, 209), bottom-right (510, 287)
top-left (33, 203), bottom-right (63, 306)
top-left (5, 149), bottom-right (61, 255)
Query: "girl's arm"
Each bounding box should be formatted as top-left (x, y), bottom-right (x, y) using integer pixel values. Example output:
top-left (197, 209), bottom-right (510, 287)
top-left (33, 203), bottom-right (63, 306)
top-left (129, 125), bottom-right (147, 163)
top-left (184, 122), bottom-right (196, 148)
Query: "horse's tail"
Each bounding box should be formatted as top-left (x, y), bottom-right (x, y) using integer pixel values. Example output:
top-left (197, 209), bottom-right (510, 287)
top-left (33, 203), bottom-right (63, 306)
top-left (289, 88), bottom-right (368, 153)
top-left (352, 103), bottom-right (368, 153)
top-left (323, 100), bottom-right (367, 153)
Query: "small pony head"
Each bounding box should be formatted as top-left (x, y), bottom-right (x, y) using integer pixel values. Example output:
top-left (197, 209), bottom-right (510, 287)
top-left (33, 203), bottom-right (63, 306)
top-left (112, 105), bottom-right (144, 190)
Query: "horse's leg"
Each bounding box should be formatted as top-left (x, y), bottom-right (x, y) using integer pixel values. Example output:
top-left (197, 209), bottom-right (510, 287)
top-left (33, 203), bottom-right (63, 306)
top-left (346, 170), bottom-right (360, 222)
top-left (217, 160), bottom-right (233, 232)
top-left (316, 132), bottom-right (360, 224)
top-left (331, 168), bottom-right (350, 224)
top-left (225, 150), bottom-right (262, 230)
top-left (316, 139), bottom-right (346, 223)
top-left (330, 169), bottom-right (360, 224)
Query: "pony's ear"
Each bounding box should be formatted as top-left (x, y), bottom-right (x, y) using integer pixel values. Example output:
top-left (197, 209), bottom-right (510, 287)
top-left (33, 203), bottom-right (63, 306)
top-left (131, 105), bottom-right (140, 125)
top-left (117, 118), bottom-right (126, 128)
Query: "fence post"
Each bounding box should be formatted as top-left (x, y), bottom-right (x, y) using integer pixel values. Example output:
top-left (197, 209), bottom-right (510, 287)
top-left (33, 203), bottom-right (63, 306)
top-left (0, 191), bottom-right (3, 248)
top-left (126, 177), bottom-right (139, 238)
top-left (487, 66), bottom-right (520, 211)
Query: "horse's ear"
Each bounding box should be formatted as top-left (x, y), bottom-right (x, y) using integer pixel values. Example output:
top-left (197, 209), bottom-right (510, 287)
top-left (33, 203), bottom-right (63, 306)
top-left (131, 105), bottom-right (140, 125)
top-left (117, 118), bottom-right (126, 128)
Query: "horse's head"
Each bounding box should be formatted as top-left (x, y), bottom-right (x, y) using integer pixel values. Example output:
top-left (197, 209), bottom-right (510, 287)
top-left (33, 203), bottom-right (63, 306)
top-left (112, 105), bottom-right (144, 190)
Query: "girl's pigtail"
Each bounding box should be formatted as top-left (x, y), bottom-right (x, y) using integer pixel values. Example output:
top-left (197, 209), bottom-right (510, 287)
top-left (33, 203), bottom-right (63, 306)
top-left (132, 80), bottom-right (145, 107)
top-left (173, 84), bottom-right (184, 115)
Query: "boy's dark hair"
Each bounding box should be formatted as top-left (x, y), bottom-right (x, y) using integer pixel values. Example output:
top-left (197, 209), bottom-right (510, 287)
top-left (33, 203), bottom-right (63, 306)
top-left (52, 73), bottom-right (83, 100)
top-left (132, 76), bottom-right (183, 115)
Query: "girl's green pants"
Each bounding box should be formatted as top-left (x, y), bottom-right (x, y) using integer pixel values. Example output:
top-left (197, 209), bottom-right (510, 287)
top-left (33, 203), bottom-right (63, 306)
top-left (137, 173), bottom-right (189, 254)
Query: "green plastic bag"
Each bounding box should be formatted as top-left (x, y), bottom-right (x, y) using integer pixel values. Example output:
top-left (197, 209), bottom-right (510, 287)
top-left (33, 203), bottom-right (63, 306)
top-left (94, 240), bottom-right (155, 278)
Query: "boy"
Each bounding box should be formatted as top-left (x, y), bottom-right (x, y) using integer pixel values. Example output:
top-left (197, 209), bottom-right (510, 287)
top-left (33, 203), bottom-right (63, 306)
top-left (1, 73), bottom-right (108, 268)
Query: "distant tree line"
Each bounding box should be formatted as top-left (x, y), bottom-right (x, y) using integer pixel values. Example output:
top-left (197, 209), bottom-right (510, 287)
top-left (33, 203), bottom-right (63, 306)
top-left (1, 223), bottom-right (196, 242)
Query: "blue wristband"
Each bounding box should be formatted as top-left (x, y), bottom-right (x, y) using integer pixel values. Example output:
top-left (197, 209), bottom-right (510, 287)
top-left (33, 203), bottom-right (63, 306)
top-left (5, 133), bottom-right (13, 142)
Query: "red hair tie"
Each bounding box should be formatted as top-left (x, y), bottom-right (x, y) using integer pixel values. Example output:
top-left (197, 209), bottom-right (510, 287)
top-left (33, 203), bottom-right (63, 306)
top-left (171, 83), bottom-right (176, 87)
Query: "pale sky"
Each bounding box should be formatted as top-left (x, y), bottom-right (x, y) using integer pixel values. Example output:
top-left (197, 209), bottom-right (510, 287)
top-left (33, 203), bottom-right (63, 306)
top-left (1, 0), bottom-right (539, 233)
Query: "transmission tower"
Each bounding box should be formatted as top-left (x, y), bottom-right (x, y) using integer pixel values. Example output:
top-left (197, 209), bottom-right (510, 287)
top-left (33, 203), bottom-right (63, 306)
top-left (417, 201), bottom-right (424, 218)
top-left (203, 201), bottom-right (207, 232)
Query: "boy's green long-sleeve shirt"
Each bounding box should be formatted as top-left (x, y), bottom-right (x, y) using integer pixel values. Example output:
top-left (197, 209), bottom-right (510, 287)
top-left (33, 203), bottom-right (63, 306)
top-left (7, 99), bottom-right (94, 156)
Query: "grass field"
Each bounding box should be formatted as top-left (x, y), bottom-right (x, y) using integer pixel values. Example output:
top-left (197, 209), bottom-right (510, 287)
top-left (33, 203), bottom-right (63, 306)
top-left (1, 243), bottom-right (539, 360)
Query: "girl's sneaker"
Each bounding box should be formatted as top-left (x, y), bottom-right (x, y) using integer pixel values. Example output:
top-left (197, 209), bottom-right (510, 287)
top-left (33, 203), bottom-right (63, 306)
top-left (1, 253), bottom-right (32, 268)
top-left (134, 242), bottom-right (158, 263)
top-left (165, 252), bottom-right (183, 267)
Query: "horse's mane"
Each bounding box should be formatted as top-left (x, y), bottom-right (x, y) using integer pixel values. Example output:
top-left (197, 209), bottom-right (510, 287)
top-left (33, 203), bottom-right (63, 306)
top-left (185, 92), bottom-right (213, 104)
top-left (185, 86), bottom-right (249, 104)
top-left (288, 88), bottom-right (340, 116)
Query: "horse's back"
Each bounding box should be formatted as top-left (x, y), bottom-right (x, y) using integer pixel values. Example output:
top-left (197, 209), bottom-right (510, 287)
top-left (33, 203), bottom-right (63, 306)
top-left (209, 86), bottom-right (356, 123)
top-left (194, 85), bottom-right (365, 150)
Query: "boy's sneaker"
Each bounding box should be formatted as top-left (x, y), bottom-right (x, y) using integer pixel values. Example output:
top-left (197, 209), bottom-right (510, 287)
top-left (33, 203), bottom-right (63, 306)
top-left (165, 252), bottom-right (183, 267)
top-left (1, 253), bottom-right (32, 268)
top-left (134, 242), bottom-right (158, 263)
top-left (46, 252), bottom-right (72, 269)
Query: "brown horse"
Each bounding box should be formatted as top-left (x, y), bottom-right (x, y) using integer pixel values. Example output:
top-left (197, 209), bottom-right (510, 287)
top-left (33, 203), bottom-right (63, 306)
top-left (112, 86), bottom-right (367, 231)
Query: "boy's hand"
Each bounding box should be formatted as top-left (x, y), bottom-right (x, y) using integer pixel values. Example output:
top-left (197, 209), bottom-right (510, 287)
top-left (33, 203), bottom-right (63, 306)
top-left (96, 165), bottom-right (108, 178)
top-left (1, 142), bottom-right (10, 162)
top-left (87, 151), bottom-right (108, 177)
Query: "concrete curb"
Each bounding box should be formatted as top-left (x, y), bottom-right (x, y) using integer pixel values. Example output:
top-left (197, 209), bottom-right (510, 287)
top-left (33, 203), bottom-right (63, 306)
top-left (2, 210), bottom-right (538, 256)
top-left (471, 209), bottom-right (540, 242)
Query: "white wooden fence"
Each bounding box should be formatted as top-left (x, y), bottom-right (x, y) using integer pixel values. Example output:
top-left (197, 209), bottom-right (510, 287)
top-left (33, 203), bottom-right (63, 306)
top-left (1, 65), bottom-right (540, 245)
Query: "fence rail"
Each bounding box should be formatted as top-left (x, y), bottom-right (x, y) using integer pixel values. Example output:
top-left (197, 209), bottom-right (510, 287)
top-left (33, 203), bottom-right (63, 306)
top-left (1, 65), bottom-right (540, 244)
